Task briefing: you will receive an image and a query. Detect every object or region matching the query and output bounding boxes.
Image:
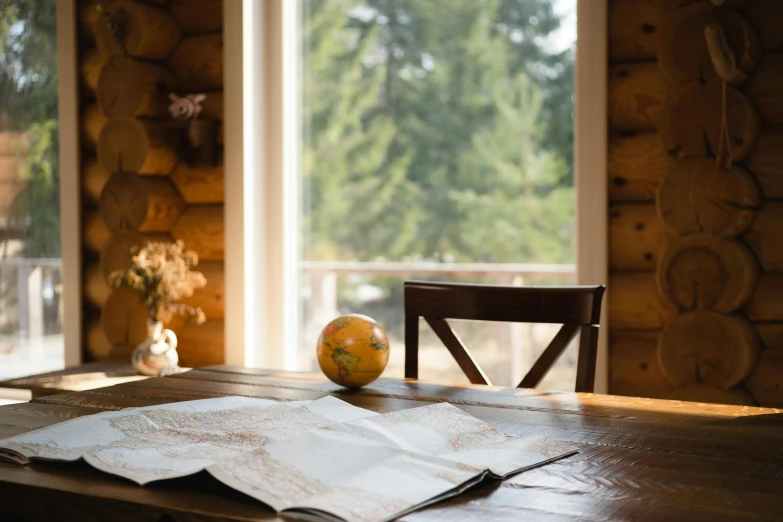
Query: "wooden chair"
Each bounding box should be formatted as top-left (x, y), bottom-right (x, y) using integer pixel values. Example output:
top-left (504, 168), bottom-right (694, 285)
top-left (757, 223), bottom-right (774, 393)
top-left (404, 281), bottom-right (606, 392)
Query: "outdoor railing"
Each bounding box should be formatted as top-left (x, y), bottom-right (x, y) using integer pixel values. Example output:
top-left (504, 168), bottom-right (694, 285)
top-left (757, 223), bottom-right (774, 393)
top-left (0, 258), bottom-right (62, 341)
top-left (2, 259), bottom-right (576, 337)
top-left (298, 261), bottom-right (577, 386)
top-left (300, 261), bottom-right (576, 278)
top-left (0, 258), bottom-right (577, 385)
top-left (2, 259), bottom-right (575, 344)
top-left (300, 260), bottom-right (576, 320)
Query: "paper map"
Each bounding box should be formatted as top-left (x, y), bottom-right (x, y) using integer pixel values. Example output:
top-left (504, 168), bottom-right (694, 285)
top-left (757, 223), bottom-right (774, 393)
top-left (0, 396), bottom-right (575, 522)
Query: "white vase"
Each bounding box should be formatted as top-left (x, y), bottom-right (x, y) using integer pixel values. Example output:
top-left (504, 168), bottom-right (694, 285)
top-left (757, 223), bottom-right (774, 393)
top-left (132, 320), bottom-right (179, 376)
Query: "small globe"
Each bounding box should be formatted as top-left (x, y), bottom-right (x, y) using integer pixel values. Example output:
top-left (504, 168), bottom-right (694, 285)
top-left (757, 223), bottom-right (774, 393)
top-left (316, 314), bottom-right (390, 388)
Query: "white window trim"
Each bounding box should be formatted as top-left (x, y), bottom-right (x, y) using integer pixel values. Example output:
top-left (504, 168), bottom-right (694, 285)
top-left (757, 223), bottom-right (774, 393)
top-left (575, 0), bottom-right (609, 393)
top-left (224, 0), bottom-right (298, 369)
top-left (223, 0), bottom-right (247, 366)
top-left (57, 0), bottom-right (82, 366)
top-left (225, 1), bottom-right (610, 390)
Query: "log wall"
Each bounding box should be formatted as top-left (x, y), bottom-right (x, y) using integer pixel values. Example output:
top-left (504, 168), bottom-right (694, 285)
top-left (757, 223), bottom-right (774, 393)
top-left (608, 0), bottom-right (783, 406)
top-left (78, 0), bottom-right (224, 367)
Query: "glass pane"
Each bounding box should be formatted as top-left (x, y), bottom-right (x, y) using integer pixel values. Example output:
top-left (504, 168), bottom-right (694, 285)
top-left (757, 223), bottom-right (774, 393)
top-left (297, 0), bottom-right (577, 389)
top-left (0, 1), bottom-right (62, 380)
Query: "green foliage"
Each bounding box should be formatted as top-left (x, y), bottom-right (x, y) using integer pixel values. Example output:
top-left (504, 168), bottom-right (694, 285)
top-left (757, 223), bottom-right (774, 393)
top-left (450, 74), bottom-right (573, 263)
top-left (302, 0), bottom-right (420, 261)
top-left (302, 0), bottom-right (575, 264)
top-left (0, 0), bottom-right (59, 258)
top-left (12, 120), bottom-right (60, 257)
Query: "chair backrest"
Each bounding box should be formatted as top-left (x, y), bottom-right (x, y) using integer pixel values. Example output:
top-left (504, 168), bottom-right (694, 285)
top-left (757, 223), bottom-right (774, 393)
top-left (404, 281), bottom-right (606, 392)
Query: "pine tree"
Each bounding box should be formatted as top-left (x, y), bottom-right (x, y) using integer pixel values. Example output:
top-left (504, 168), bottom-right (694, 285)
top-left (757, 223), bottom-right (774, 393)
top-left (450, 73), bottom-right (573, 263)
top-left (302, 0), bottom-right (419, 261)
top-left (0, 0), bottom-right (60, 258)
top-left (302, 0), bottom-right (575, 263)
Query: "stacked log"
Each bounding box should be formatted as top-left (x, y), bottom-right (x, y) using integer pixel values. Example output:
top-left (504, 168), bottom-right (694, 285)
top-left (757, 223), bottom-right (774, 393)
top-left (96, 57), bottom-right (176, 118)
top-left (93, 0), bottom-right (181, 59)
top-left (78, 0), bottom-right (225, 367)
top-left (609, 0), bottom-right (783, 406)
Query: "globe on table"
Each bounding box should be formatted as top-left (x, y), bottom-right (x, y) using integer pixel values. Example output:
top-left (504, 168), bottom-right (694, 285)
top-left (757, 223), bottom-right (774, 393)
top-left (316, 314), bottom-right (390, 388)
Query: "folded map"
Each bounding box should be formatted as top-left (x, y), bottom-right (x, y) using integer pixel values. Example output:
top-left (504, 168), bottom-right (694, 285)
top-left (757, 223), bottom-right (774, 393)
top-left (0, 395), bottom-right (575, 522)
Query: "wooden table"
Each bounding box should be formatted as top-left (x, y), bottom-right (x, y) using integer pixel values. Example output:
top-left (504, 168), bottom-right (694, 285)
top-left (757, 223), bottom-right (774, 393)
top-left (1, 366), bottom-right (783, 521)
top-left (0, 362), bottom-right (149, 400)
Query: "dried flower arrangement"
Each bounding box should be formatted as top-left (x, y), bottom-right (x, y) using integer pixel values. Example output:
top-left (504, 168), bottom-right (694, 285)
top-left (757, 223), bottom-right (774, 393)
top-left (110, 240), bottom-right (207, 325)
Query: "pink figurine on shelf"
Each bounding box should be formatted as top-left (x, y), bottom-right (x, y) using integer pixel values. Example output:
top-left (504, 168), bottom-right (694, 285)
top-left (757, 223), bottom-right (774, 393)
top-left (168, 93), bottom-right (206, 120)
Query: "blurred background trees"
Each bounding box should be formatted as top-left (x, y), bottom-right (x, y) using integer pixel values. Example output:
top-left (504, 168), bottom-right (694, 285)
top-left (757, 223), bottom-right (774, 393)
top-left (0, 0), bottom-right (576, 379)
top-left (299, 0), bottom-right (576, 366)
top-left (0, 0), bottom-right (573, 269)
top-left (0, 0), bottom-right (60, 258)
top-left (301, 0), bottom-right (575, 265)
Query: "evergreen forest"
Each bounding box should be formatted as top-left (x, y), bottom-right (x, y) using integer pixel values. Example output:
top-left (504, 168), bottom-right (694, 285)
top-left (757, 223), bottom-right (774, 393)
top-left (301, 0), bottom-right (576, 266)
top-left (0, 0), bottom-right (59, 258)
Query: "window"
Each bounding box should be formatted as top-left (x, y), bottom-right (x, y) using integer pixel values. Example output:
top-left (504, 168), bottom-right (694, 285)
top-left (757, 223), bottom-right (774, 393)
top-left (225, 0), bottom-right (607, 390)
top-left (0, 0), bottom-right (80, 380)
top-left (294, 0), bottom-right (577, 388)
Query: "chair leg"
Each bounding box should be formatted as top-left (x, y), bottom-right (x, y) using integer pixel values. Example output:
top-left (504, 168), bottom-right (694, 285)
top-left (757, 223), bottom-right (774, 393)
top-left (575, 325), bottom-right (599, 393)
top-left (518, 324), bottom-right (578, 389)
top-left (404, 315), bottom-right (419, 380)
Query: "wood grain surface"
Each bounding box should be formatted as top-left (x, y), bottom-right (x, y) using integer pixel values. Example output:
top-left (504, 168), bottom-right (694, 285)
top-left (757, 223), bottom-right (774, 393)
top-left (656, 159), bottom-right (761, 238)
top-left (170, 205), bottom-right (225, 260)
top-left (609, 61), bottom-right (666, 132)
top-left (2, 366), bottom-right (782, 521)
top-left (99, 173), bottom-right (185, 232)
top-left (657, 4), bottom-right (761, 85)
top-left (609, 202), bottom-right (669, 271)
top-left (93, 0), bottom-right (181, 60)
top-left (169, 0), bottom-right (223, 35)
top-left (656, 236), bottom-right (760, 313)
top-left (170, 161), bottom-right (225, 204)
top-left (658, 310), bottom-right (760, 389)
top-left (167, 34), bottom-right (224, 91)
top-left (658, 77), bottom-right (761, 161)
top-left (0, 363), bottom-right (148, 400)
top-left (97, 117), bottom-right (178, 176)
top-left (97, 56), bottom-right (175, 118)
top-left (608, 133), bottom-right (673, 202)
top-left (81, 102), bottom-right (107, 152)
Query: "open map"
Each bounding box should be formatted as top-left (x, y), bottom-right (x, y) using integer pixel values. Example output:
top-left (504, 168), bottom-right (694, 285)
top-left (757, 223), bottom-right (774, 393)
top-left (0, 396), bottom-right (575, 522)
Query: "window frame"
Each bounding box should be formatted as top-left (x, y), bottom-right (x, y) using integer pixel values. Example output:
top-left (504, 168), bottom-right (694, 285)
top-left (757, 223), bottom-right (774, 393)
top-left (58, 0), bottom-right (82, 366)
top-left (575, 0), bottom-right (609, 392)
top-left (224, 0), bottom-right (609, 391)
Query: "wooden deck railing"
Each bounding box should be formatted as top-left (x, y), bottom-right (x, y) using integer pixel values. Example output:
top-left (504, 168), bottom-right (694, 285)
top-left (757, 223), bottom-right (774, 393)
top-left (0, 258), bottom-right (62, 342)
top-left (300, 260), bottom-right (576, 318)
top-left (299, 261), bottom-right (577, 384)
